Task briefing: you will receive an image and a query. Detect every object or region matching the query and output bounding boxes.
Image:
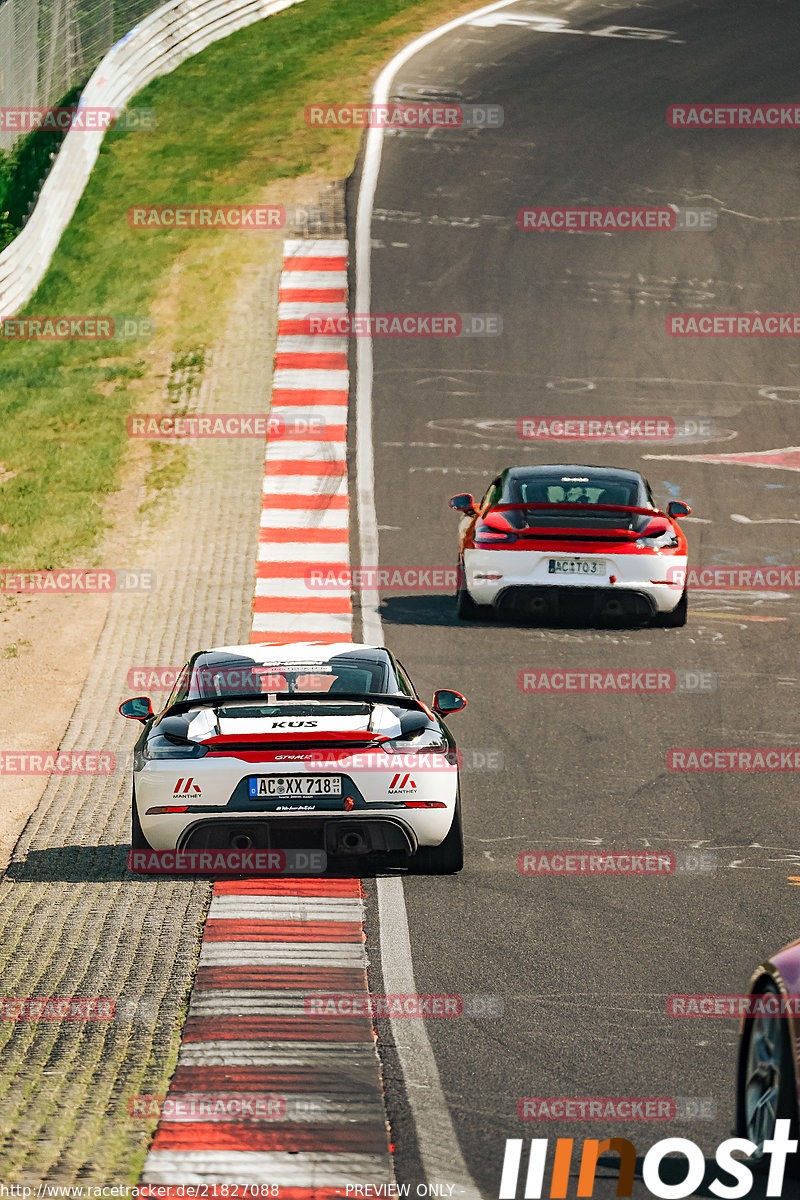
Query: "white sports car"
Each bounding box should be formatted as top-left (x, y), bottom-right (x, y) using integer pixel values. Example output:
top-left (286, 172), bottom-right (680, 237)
top-left (451, 464), bottom-right (692, 626)
top-left (119, 642), bottom-right (466, 873)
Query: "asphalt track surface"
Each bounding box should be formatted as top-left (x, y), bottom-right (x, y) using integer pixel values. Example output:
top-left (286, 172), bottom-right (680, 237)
top-left (348, 0), bottom-right (800, 1195)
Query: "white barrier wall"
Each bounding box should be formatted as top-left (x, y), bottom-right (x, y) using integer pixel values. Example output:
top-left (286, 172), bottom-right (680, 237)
top-left (0, 0), bottom-right (305, 316)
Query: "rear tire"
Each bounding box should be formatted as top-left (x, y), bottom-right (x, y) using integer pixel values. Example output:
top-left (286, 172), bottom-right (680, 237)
top-left (737, 980), bottom-right (800, 1172)
top-left (131, 787), bottom-right (152, 851)
top-left (456, 566), bottom-right (493, 622)
top-left (653, 587), bottom-right (687, 628)
top-left (411, 799), bottom-right (464, 874)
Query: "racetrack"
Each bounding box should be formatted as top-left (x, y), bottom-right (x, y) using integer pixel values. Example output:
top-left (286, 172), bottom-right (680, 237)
top-left (349, 0), bottom-right (800, 1193)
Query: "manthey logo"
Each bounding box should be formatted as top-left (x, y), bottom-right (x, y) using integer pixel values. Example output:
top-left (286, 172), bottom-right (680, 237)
top-left (173, 777), bottom-right (201, 798)
top-left (389, 773), bottom-right (417, 794)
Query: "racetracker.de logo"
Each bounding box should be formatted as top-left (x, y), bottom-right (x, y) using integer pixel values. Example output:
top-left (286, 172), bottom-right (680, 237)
top-left (670, 565), bottom-right (800, 589)
top-left (128, 1094), bottom-right (288, 1119)
top-left (303, 103), bottom-right (503, 129)
top-left (518, 417), bottom-right (675, 441)
top-left (305, 994), bottom-right (463, 1017)
top-left (518, 206), bottom-right (676, 231)
top-left (0, 752), bottom-right (115, 775)
top-left (127, 205), bottom-right (285, 230)
top-left (0, 317), bottom-right (153, 340)
top-left (668, 994), bottom-right (800, 1017)
top-left (127, 849), bottom-right (326, 874)
top-left (667, 103), bottom-right (800, 127)
top-left (518, 852), bottom-right (675, 875)
top-left (518, 670), bottom-right (715, 694)
top-left (126, 415), bottom-right (325, 438)
top-left (668, 748), bottom-right (800, 771)
top-left (305, 567), bottom-right (458, 592)
top-left (667, 313), bottom-right (800, 336)
top-left (0, 569), bottom-right (156, 593)
top-left (1, 997), bottom-right (115, 1020)
top-left (0, 106), bottom-right (156, 131)
top-left (518, 1098), bottom-right (676, 1121)
top-left (297, 313), bottom-right (502, 337)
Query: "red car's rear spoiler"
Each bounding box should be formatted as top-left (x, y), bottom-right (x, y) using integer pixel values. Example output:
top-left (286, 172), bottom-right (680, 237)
top-left (489, 502), bottom-right (663, 517)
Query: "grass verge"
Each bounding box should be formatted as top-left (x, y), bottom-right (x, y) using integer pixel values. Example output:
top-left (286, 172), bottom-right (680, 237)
top-left (0, 0), bottom-right (483, 569)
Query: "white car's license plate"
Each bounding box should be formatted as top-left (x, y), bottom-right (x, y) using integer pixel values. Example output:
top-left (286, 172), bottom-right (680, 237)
top-left (248, 775), bottom-right (342, 798)
top-left (548, 558), bottom-right (606, 576)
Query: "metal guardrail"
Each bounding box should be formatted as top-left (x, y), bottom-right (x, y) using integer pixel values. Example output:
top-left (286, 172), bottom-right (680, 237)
top-left (0, 0), bottom-right (305, 316)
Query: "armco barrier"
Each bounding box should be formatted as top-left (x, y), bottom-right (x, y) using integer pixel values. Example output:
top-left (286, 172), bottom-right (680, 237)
top-left (0, 0), bottom-right (305, 317)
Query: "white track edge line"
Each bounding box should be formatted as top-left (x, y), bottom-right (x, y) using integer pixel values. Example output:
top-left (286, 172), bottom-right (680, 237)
top-left (354, 3), bottom-right (521, 1196)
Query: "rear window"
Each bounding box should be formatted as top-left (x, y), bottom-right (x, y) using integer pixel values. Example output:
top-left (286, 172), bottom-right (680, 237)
top-left (505, 474), bottom-right (640, 509)
top-left (168, 652), bottom-right (400, 703)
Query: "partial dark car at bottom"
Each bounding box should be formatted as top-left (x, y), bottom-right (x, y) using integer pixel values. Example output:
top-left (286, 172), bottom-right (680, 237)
top-left (736, 937), bottom-right (800, 1169)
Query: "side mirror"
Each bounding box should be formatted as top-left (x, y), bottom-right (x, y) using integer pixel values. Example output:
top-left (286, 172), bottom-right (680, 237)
top-left (433, 689), bottom-right (467, 716)
top-left (667, 501), bottom-right (692, 518)
top-left (119, 696), bottom-right (153, 722)
top-left (449, 493), bottom-right (477, 516)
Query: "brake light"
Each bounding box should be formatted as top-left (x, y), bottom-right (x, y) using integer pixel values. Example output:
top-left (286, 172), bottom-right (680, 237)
top-left (475, 521), bottom-right (517, 544)
top-left (146, 805), bottom-right (189, 814)
top-left (402, 801), bottom-right (447, 808)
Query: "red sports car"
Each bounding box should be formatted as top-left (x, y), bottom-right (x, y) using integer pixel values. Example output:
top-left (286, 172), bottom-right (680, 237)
top-left (450, 464), bottom-right (691, 626)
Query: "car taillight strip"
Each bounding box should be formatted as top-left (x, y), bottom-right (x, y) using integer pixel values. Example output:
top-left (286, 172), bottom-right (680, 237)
top-left (250, 239), bottom-right (353, 646)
